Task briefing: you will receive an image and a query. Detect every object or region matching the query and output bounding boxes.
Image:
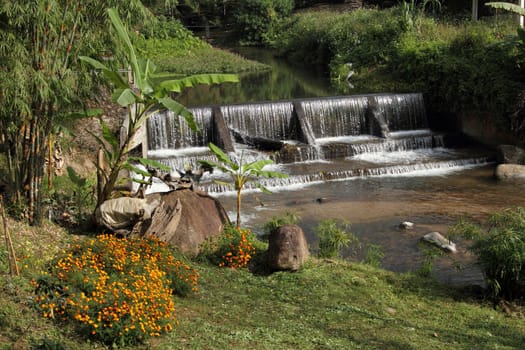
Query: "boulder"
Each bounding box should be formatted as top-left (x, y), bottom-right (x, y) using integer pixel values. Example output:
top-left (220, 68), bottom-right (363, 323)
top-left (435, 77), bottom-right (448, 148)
top-left (496, 145), bottom-right (525, 164)
top-left (422, 232), bottom-right (456, 253)
top-left (495, 164), bottom-right (525, 181)
top-left (144, 189), bottom-right (230, 254)
top-left (267, 224), bottom-right (309, 271)
top-left (96, 197), bottom-right (160, 230)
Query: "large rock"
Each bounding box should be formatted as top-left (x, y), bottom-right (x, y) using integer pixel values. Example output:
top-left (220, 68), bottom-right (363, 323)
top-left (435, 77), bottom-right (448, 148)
top-left (147, 190), bottom-right (230, 254)
top-left (496, 145), bottom-right (525, 164)
top-left (96, 197), bottom-right (160, 230)
top-left (267, 224), bottom-right (309, 271)
top-left (495, 164), bottom-right (525, 181)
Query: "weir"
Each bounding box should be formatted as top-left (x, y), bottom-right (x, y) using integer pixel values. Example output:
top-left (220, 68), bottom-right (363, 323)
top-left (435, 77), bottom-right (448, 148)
top-left (145, 93), bottom-right (495, 193)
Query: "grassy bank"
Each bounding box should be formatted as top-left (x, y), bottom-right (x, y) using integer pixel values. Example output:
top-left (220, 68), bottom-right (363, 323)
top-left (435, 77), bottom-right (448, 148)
top-left (137, 38), bottom-right (269, 76)
top-left (276, 7), bottom-right (525, 134)
top-left (1, 221), bottom-right (524, 349)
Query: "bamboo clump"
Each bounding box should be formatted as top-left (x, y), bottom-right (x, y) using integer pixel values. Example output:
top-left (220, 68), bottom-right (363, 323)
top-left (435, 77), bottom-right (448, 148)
top-left (0, 195), bottom-right (20, 276)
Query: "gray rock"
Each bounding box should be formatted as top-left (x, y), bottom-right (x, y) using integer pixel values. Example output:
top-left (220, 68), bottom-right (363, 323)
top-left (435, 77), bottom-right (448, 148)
top-left (399, 221), bottom-right (414, 230)
top-left (422, 232), bottom-right (456, 253)
top-left (267, 224), bottom-right (309, 271)
top-left (495, 164), bottom-right (525, 181)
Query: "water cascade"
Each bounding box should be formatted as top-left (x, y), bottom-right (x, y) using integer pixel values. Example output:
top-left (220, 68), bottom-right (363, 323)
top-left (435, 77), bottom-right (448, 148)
top-left (145, 93), bottom-right (495, 194)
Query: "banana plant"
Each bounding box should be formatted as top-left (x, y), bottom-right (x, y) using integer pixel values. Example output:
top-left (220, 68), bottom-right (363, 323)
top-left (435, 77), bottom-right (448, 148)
top-left (199, 142), bottom-right (288, 229)
top-left (486, 2), bottom-right (525, 16)
top-left (80, 8), bottom-right (238, 207)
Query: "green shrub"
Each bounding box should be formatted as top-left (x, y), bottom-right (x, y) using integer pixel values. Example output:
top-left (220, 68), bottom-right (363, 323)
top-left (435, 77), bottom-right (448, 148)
top-left (316, 219), bottom-right (358, 259)
top-left (33, 235), bottom-right (198, 346)
top-left (450, 207), bottom-right (525, 300)
top-left (276, 7), bottom-right (525, 133)
top-left (363, 244), bottom-right (384, 268)
top-left (232, 0), bottom-right (294, 46)
top-left (262, 211), bottom-right (301, 237)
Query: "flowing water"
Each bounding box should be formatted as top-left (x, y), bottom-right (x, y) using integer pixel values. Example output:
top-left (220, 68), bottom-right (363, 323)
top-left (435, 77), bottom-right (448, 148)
top-left (144, 51), bottom-right (525, 286)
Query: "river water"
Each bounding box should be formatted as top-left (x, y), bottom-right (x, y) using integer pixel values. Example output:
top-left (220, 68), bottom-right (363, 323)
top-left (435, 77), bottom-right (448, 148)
top-left (165, 48), bottom-right (525, 286)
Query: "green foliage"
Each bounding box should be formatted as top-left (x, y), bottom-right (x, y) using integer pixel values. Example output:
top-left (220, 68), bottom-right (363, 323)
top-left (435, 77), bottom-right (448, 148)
top-left (363, 243), bottom-right (384, 268)
top-left (451, 207), bottom-right (525, 300)
top-left (138, 42), bottom-right (269, 74)
top-left (139, 15), bottom-right (207, 43)
top-left (276, 7), bottom-right (525, 134)
top-left (199, 142), bottom-right (288, 228)
top-left (0, 0), bottom-right (153, 223)
top-left (80, 9), bottom-right (238, 207)
top-left (399, 0), bottom-right (442, 31)
top-left (262, 211), bottom-right (301, 237)
top-left (231, 0), bottom-right (294, 46)
top-left (33, 234), bottom-right (198, 346)
top-left (416, 242), bottom-right (444, 277)
top-left (316, 219), bottom-right (358, 259)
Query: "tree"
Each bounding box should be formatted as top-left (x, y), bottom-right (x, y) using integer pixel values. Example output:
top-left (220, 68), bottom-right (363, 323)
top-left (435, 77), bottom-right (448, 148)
top-left (80, 9), bottom-right (239, 208)
top-left (199, 142), bottom-right (288, 229)
top-left (0, 0), bottom-right (152, 224)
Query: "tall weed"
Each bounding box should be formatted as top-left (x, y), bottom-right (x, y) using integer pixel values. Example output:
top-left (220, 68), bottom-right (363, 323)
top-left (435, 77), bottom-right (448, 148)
top-left (450, 207), bottom-right (525, 300)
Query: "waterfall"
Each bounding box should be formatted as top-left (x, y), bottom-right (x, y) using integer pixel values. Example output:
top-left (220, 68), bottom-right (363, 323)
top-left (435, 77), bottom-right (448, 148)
top-left (373, 93), bottom-right (428, 131)
top-left (147, 107), bottom-right (213, 150)
top-left (220, 101), bottom-right (294, 141)
top-left (300, 96), bottom-right (369, 138)
top-left (143, 93), bottom-right (494, 195)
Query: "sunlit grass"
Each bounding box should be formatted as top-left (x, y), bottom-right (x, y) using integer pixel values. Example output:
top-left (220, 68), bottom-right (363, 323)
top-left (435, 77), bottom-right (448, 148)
top-left (2, 219), bottom-right (524, 349)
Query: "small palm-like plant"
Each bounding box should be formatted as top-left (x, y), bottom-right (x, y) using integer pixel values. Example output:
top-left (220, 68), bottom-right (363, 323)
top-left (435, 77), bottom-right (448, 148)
top-left (317, 219), bottom-right (358, 259)
top-left (199, 142), bottom-right (288, 229)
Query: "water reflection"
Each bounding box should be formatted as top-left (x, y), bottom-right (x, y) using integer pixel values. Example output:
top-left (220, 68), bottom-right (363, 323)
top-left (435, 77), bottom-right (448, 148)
top-left (177, 47), bottom-right (338, 107)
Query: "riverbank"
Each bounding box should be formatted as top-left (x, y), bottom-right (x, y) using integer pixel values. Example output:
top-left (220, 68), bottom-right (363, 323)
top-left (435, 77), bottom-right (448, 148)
top-left (1, 218), bottom-right (524, 349)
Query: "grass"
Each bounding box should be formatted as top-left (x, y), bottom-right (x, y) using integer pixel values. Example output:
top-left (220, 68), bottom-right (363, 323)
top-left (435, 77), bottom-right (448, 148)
top-left (1, 220), bottom-right (524, 349)
top-left (137, 38), bottom-right (270, 75)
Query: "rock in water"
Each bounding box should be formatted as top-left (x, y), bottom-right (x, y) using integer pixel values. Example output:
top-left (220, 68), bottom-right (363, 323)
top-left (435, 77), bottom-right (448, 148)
top-left (495, 164), bottom-right (525, 181)
top-left (267, 224), bottom-right (309, 271)
top-left (399, 221), bottom-right (414, 230)
top-left (422, 232), bottom-right (457, 253)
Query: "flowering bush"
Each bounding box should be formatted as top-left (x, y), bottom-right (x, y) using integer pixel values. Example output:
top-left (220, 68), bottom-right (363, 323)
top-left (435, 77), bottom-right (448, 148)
top-left (218, 226), bottom-right (257, 268)
top-left (33, 234), bottom-right (198, 346)
top-left (201, 225), bottom-right (256, 268)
